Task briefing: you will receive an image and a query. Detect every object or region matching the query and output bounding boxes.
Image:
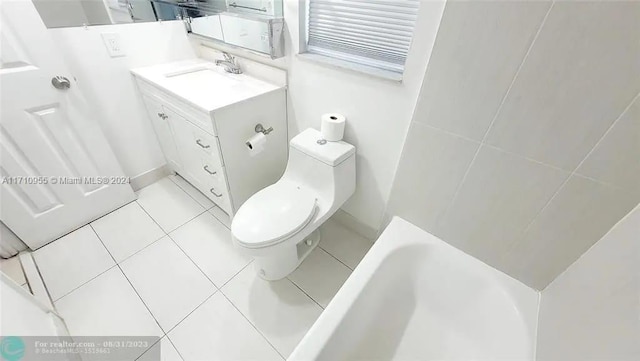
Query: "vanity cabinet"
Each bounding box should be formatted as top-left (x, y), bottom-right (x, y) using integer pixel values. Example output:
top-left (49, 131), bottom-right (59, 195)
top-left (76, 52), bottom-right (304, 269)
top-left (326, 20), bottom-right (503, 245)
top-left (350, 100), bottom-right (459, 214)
top-left (133, 60), bottom-right (287, 217)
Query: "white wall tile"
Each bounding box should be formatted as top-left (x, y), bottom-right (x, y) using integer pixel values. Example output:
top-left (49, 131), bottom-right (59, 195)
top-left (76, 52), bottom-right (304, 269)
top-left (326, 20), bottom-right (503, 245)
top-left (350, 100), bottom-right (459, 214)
top-left (486, 1), bottom-right (640, 170)
top-left (503, 175), bottom-right (640, 289)
top-left (387, 123), bottom-right (479, 234)
top-left (576, 95), bottom-right (640, 195)
top-left (536, 204), bottom-right (640, 360)
top-left (418, 0), bottom-right (551, 140)
top-left (438, 146), bottom-right (568, 268)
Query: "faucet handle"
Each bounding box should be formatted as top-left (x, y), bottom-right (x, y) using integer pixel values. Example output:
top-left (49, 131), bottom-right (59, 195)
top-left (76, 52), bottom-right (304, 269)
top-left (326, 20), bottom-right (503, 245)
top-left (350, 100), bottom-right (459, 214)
top-left (222, 52), bottom-right (235, 63)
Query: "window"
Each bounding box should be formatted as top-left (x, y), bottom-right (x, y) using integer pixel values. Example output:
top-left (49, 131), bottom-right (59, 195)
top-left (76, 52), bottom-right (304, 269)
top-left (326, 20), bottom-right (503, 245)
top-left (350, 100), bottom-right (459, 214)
top-left (305, 0), bottom-right (420, 74)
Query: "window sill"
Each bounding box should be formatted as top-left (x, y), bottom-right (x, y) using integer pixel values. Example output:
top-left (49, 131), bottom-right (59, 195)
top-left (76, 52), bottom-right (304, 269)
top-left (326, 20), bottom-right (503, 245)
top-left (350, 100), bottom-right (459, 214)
top-left (296, 52), bottom-right (404, 83)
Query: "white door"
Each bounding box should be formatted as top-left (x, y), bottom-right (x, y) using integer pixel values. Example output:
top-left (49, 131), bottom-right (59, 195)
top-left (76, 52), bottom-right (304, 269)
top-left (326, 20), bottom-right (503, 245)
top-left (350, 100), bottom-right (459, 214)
top-left (0, 0), bottom-right (135, 249)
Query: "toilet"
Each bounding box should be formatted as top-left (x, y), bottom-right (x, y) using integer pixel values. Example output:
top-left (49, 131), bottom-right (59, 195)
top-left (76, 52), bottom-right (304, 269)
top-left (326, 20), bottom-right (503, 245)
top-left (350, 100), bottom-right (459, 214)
top-left (231, 128), bottom-right (356, 280)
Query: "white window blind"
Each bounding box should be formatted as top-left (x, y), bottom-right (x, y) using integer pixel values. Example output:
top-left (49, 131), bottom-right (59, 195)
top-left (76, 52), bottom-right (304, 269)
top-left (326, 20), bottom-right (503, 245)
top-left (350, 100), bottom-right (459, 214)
top-left (307, 0), bottom-right (420, 73)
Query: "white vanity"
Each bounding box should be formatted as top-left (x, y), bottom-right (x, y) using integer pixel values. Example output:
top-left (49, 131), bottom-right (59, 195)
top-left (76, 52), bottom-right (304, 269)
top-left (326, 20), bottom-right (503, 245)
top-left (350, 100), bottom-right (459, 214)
top-left (132, 59), bottom-right (287, 216)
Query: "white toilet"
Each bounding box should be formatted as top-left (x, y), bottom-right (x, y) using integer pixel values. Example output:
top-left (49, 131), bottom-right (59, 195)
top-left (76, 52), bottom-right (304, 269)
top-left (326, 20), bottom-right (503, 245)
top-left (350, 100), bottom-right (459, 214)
top-left (231, 128), bottom-right (356, 280)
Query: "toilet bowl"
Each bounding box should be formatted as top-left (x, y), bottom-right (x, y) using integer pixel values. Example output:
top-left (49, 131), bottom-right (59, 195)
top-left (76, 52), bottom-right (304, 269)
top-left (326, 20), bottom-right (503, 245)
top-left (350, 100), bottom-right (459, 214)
top-left (231, 128), bottom-right (356, 280)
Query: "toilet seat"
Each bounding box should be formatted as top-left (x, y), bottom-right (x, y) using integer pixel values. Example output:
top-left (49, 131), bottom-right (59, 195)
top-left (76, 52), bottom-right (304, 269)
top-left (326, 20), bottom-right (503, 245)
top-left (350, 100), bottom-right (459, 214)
top-left (232, 182), bottom-right (317, 249)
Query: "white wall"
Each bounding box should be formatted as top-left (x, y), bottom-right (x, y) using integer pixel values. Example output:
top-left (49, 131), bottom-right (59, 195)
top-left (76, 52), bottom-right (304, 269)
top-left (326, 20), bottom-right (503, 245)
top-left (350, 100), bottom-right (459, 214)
top-left (536, 203), bottom-right (640, 360)
top-left (195, 0), bottom-right (445, 233)
top-left (386, 0), bottom-right (640, 289)
top-left (50, 21), bottom-right (197, 179)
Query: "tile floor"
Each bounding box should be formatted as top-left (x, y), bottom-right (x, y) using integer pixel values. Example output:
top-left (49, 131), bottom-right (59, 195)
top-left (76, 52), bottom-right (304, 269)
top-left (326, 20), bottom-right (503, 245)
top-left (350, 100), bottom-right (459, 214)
top-left (32, 175), bottom-right (372, 360)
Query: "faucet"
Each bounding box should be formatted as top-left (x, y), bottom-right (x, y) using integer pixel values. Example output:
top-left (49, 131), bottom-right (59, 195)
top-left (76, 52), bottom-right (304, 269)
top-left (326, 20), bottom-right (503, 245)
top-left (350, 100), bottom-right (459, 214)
top-left (215, 52), bottom-right (242, 74)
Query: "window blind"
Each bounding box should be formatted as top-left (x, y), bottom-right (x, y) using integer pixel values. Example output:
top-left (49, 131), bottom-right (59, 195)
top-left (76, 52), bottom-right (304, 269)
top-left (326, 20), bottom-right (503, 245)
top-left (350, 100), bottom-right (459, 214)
top-left (307, 0), bottom-right (420, 73)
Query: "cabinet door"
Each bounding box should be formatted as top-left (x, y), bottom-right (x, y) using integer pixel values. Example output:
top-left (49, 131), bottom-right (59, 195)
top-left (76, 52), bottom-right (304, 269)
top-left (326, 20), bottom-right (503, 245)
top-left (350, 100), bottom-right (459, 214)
top-left (141, 96), bottom-right (182, 172)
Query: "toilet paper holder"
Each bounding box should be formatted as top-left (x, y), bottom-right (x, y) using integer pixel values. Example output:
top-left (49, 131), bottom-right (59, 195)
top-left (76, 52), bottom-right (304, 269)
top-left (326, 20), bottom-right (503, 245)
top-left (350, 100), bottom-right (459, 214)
top-left (254, 123), bottom-right (273, 135)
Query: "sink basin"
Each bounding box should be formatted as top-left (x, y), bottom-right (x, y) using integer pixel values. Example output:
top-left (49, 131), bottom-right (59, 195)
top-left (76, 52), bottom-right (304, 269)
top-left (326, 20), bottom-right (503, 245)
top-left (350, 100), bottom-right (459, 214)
top-left (131, 59), bottom-right (280, 112)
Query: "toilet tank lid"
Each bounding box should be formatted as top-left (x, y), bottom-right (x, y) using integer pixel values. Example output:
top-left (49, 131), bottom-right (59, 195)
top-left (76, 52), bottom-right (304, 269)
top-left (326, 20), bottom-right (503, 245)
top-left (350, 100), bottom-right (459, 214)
top-left (291, 128), bottom-right (355, 166)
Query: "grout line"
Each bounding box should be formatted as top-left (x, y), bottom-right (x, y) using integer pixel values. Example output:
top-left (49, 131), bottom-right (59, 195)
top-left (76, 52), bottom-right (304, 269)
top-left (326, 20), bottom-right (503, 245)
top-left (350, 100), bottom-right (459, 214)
top-left (220, 261), bottom-right (254, 289)
top-left (317, 244), bottom-right (355, 271)
top-left (134, 336), bottom-right (164, 361)
top-left (208, 208), bottom-right (232, 230)
top-left (52, 264), bottom-right (119, 303)
top-left (165, 334), bottom-right (187, 361)
top-left (136, 198), bottom-right (208, 236)
top-left (88, 225), bottom-right (167, 337)
top-left (217, 290), bottom-right (286, 360)
top-left (504, 91), bottom-right (640, 256)
top-left (167, 174), bottom-right (216, 210)
top-left (165, 233), bottom-right (221, 289)
top-left (436, 2), bottom-right (555, 230)
top-left (160, 290), bottom-right (218, 336)
top-left (286, 275), bottom-right (325, 310)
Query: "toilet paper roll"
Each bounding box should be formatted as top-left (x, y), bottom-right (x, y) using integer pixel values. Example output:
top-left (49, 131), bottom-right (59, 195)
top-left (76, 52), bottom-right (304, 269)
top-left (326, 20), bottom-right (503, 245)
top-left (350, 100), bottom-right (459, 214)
top-left (321, 113), bottom-right (346, 142)
top-left (246, 132), bottom-right (267, 157)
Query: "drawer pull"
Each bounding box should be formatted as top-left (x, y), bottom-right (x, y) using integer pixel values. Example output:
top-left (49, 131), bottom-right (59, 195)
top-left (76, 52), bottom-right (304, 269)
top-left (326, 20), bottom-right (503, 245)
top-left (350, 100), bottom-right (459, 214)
top-left (203, 165), bottom-right (217, 175)
top-left (210, 188), bottom-right (223, 197)
top-left (196, 139), bottom-right (211, 149)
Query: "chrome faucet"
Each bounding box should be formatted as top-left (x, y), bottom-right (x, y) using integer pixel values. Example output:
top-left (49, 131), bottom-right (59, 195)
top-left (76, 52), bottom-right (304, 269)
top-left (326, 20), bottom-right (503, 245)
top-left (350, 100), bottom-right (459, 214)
top-left (215, 52), bottom-right (242, 74)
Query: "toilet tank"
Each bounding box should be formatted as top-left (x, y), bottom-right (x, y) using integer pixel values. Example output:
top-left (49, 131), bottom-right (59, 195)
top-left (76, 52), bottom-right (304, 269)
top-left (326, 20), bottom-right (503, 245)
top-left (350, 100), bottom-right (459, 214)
top-left (282, 128), bottom-right (356, 207)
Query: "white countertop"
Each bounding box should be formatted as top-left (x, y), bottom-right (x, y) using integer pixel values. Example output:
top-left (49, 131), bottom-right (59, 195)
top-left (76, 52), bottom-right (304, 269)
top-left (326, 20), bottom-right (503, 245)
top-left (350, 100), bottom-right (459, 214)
top-left (131, 59), bottom-right (282, 112)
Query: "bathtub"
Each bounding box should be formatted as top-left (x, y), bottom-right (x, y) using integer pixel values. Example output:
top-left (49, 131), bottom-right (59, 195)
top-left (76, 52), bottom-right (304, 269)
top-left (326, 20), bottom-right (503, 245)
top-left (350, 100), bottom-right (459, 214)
top-left (289, 217), bottom-right (539, 361)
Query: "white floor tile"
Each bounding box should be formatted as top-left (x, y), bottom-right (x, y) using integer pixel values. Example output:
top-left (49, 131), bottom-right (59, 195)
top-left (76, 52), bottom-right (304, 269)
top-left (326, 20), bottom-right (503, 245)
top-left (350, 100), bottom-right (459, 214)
top-left (54, 267), bottom-right (163, 338)
top-left (209, 207), bottom-right (231, 229)
top-left (120, 237), bottom-right (216, 332)
top-left (34, 226), bottom-right (115, 300)
top-left (0, 256), bottom-right (26, 286)
top-left (319, 219), bottom-right (373, 269)
top-left (91, 202), bottom-right (165, 262)
top-left (136, 178), bottom-right (205, 232)
top-left (288, 247), bottom-right (351, 307)
top-left (170, 213), bottom-right (251, 287)
top-left (169, 292), bottom-right (282, 361)
top-left (138, 336), bottom-right (184, 361)
top-left (222, 266), bottom-right (323, 357)
top-left (169, 175), bottom-right (215, 209)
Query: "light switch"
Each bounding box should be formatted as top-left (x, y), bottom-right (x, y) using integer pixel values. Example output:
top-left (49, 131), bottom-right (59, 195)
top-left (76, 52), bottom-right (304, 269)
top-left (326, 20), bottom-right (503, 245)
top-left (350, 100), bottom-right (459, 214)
top-left (101, 33), bottom-right (125, 57)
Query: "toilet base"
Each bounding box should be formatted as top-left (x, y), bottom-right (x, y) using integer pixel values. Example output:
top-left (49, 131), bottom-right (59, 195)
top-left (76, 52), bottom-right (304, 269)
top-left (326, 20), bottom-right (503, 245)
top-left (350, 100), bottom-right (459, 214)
top-left (254, 230), bottom-right (321, 281)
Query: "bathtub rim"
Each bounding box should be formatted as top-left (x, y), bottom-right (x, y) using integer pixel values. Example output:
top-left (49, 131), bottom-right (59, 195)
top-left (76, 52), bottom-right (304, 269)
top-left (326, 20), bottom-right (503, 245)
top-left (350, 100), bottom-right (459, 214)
top-left (288, 216), bottom-right (540, 361)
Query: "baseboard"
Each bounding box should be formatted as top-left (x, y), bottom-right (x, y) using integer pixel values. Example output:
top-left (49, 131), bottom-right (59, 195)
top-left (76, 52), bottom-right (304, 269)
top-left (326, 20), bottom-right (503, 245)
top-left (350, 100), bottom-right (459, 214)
top-left (130, 165), bottom-right (172, 191)
top-left (331, 209), bottom-right (379, 241)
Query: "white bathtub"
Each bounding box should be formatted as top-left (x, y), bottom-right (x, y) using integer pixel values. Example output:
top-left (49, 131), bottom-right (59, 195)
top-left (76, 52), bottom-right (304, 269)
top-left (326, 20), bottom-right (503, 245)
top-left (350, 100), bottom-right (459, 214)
top-left (290, 217), bottom-right (539, 361)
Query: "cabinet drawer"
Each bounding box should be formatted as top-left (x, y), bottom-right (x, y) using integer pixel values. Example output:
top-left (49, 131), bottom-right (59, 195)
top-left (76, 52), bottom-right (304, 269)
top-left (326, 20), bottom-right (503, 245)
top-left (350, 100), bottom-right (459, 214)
top-left (189, 124), bottom-right (224, 168)
top-left (198, 156), bottom-right (225, 189)
top-left (198, 176), bottom-right (232, 214)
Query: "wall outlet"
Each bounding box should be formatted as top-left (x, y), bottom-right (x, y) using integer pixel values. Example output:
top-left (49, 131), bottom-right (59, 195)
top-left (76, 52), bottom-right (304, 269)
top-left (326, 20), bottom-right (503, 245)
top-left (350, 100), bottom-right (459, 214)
top-left (101, 33), bottom-right (125, 58)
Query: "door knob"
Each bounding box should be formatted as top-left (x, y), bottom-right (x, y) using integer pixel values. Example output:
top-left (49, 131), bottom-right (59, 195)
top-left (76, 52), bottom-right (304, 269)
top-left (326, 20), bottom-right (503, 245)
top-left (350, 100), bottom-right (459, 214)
top-left (51, 76), bottom-right (71, 90)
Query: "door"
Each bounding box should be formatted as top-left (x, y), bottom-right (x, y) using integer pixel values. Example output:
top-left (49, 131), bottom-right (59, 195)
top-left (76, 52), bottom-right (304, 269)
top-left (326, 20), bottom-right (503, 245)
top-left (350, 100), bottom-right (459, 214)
top-left (0, 0), bottom-right (135, 249)
top-left (141, 96), bottom-right (183, 172)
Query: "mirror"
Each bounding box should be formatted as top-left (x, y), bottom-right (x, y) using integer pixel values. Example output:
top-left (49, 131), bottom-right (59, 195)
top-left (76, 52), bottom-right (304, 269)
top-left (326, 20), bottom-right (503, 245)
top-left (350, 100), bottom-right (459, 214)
top-left (33, 0), bottom-right (284, 58)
